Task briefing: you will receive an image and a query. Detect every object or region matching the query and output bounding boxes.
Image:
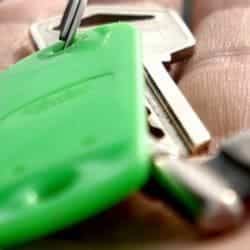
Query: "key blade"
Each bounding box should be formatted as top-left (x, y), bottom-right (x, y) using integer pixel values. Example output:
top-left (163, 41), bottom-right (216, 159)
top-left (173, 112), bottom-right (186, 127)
top-left (145, 82), bottom-right (189, 158)
top-left (145, 60), bottom-right (211, 154)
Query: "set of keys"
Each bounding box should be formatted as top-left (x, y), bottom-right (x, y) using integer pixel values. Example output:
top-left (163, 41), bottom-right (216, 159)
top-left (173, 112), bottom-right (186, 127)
top-left (30, 0), bottom-right (245, 233)
top-left (31, 3), bottom-right (210, 157)
top-left (0, 0), bottom-right (250, 247)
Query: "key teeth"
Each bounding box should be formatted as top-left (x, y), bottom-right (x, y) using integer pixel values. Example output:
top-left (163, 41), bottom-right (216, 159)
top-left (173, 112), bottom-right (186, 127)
top-left (146, 102), bottom-right (188, 157)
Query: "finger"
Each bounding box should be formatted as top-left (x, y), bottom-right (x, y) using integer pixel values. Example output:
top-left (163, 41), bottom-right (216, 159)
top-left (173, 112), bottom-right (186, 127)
top-left (192, 0), bottom-right (250, 27)
top-left (23, 199), bottom-right (250, 250)
top-left (0, 0), bottom-right (65, 70)
top-left (179, 7), bottom-right (250, 143)
top-left (0, 0), bottom-right (65, 23)
top-left (19, 223), bottom-right (250, 250)
top-left (169, 223), bottom-right (250, 250)
top-left (52, 193), bottom-right (196, 243)
top-left (0, 23), bottom-right (33, 69)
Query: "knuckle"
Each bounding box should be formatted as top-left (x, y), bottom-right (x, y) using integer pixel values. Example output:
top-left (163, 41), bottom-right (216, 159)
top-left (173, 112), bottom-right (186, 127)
top-left (190, 7), bottom-right (250, 67)
top-left (179, 63), bottom-right (250, 138)
top-left (178, 7), bottom-right (250, 138)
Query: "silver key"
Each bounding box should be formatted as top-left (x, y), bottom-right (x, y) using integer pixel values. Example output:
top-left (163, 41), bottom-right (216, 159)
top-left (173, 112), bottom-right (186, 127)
top-left (30, 5), bottom-right (211, 157)
top-left (30, 5), bottom-right (195, 54)
top-left (145, 60), bottom-right (210, 155)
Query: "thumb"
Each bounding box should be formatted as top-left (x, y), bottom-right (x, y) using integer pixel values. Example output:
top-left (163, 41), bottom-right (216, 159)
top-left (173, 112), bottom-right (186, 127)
top-left (179, 6), bottom-right (250, 145)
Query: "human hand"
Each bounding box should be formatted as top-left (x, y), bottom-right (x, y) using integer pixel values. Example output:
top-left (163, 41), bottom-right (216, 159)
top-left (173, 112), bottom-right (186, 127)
top-left (1, 0), bottom-right (250, 249)
top-left (180, 1), bottom-right (250, 153)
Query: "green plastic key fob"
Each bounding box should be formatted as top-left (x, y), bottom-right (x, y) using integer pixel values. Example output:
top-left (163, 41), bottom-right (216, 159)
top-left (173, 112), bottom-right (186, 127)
top-left (0, 23), bottom-right (149, 247)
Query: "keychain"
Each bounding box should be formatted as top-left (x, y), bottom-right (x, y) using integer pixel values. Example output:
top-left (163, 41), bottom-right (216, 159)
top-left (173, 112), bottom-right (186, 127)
top-left (0, 0), bottom-right (246, 247)
top-left (30, 4), bottom-right (211, 157)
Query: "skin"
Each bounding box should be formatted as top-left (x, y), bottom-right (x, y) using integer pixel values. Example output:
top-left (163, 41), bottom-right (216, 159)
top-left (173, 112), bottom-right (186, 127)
top-left (1, 0), bottom-right (250, 249)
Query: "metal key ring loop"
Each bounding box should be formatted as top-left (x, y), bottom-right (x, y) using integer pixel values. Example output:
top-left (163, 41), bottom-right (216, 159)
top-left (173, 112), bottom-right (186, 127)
top-left (59, 0), bottom-right (88, 48)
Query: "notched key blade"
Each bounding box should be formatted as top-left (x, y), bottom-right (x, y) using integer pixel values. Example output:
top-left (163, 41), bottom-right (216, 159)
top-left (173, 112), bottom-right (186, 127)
top-left (30, 4), bottom-right (210, 156)
top-left (145, 61), bottom-right (211, 155)
top-left (145, 82), bottom-right (189, 158)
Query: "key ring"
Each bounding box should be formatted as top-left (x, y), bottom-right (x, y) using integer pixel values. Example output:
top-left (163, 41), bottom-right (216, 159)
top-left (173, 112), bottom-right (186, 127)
top-left (59, 0), bottom-right (88, 49)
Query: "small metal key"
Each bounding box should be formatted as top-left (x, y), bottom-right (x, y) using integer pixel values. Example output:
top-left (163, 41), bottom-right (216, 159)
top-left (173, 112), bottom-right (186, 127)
top-left (0, 3), bottom-right (242, 246)
top-left (0, 21), bottom-right (241, 247)
top-left (30, 4), bottom-right (211, 157)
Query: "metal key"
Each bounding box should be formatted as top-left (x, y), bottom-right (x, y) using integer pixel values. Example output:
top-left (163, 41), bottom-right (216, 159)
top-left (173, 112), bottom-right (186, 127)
top-left (30, 5), bottom-right (195, 53)
top-left (30, 5), bottom-right (211, 157)
top-left (145, 61), bottom-right (210, 156)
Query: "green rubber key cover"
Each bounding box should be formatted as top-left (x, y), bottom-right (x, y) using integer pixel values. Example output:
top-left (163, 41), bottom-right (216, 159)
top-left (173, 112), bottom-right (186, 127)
top-left (0, 23), bottom-right (150, 247)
